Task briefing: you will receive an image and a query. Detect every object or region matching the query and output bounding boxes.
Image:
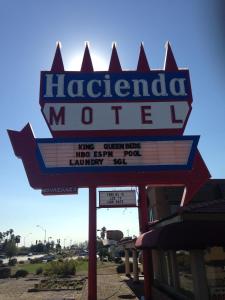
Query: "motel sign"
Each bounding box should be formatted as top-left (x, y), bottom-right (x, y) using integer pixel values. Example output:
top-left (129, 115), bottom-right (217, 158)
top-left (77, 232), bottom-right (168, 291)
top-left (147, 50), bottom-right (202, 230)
top-left (8, 42), bottom-right (210, 300)
top-left (8, 41), bottom-right (209, 202)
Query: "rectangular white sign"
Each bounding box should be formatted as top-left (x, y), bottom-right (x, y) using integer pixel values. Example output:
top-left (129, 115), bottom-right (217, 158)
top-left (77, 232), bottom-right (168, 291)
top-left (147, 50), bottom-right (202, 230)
top-left (99, 190), bottom-right (136, 207)
top-left (42, 101), bottom-right (189, 131)
top-left (37, 137), bottom-right (197, 172)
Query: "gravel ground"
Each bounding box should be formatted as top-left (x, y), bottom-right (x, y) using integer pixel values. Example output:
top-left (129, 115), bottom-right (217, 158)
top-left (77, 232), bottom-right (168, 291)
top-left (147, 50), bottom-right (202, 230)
top-left (0, 276), bottom-right (81, 300)
top-left (0, 263), bottom-right (143, 300)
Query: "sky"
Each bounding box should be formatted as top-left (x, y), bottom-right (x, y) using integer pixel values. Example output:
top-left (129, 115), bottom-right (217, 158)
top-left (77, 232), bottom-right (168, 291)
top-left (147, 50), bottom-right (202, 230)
top-left (0, 0), bottom-right (225, 247)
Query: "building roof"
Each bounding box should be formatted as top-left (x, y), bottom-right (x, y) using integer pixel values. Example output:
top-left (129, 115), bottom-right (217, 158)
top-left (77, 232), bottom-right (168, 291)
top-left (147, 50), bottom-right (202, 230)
top-left (136, 219), bottom-right (225, 250)
top-left (181, 198), bottom-right (225, 213)
top-left (136, 179), bottom-right (225, 250)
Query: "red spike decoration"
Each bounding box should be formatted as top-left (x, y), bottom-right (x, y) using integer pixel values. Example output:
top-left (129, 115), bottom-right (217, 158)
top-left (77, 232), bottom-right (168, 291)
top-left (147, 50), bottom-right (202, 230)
top-left (164, 41), bottom-right (178, 71)
top-left (51, 42), bottom-right (64, 72)
top-left (137, 43), bottom-right (150, 72)
top-left (108, 43), bottom-right (122, 72)
top-left (81, 43), bottom-right (94, 72)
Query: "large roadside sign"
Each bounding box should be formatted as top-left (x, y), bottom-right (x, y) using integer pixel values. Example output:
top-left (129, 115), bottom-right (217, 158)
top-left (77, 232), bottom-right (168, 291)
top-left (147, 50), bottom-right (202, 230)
top-left (8, 42), bottom-right (211, 300)
top-left (8, 42), bottom-right (210, 205)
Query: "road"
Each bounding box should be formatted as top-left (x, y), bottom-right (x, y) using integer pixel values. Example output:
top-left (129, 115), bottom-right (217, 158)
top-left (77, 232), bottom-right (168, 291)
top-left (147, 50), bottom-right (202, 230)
top-left (1, 254), bottom-right (45, 265)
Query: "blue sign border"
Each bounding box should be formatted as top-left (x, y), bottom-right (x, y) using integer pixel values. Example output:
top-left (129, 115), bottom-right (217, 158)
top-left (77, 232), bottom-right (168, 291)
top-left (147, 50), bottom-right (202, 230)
top-left (36, 135), bottom-right (199, 174)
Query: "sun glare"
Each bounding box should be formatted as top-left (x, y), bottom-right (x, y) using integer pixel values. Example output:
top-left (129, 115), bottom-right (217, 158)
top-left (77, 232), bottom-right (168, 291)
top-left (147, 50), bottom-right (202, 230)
top-left (67, 52), bottom-right (108, 71)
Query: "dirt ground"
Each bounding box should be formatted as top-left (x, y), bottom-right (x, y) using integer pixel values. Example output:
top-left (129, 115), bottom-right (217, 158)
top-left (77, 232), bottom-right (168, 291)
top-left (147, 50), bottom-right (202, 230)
top-left (0, 263), bottom-right (144, 300)
top-left (0, 276), bottom-right (81, 300)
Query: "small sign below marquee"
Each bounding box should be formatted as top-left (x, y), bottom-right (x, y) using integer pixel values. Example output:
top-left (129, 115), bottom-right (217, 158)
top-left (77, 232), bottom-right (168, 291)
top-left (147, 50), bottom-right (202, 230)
top-left (99, 190), bottom-right (136, 207)
top-left (41, 186), bottom-right (78, 196)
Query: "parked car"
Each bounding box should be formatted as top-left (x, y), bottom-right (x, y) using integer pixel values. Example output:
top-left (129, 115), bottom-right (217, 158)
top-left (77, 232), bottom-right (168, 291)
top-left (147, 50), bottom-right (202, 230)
top-left (42, 254), bottom-right (55, 263)
top-left (78, 251), bottom-right (88, 257)
top-left (29, 257), bottom-right (43, 264)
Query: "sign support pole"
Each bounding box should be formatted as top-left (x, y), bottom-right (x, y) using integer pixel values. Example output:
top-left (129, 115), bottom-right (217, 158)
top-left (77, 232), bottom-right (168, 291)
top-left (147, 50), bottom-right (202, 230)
top-left (88, 186), bottom-right (97, 300)
top-left (139, 185), bottom-right (153, 300)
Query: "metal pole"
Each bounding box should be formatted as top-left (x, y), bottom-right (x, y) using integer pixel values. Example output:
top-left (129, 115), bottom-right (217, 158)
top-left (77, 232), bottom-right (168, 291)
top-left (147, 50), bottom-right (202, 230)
top-left (88, 186), bottom-right (97, 300)
top-left (139, 185), bottom-right (153, 300)
top-left (132, 248), bottom-right (139, 283)
top-left (36, 225), bottom-right (46, 244)
top-left (125, 248), bottom-right (130, 277)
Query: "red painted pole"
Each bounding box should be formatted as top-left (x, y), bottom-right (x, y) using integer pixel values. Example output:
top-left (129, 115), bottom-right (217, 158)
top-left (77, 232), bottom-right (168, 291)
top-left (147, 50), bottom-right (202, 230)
top-left (88, 186), bottom-right (97, 300)
top-left (139, 185), bottom-right (153, 300)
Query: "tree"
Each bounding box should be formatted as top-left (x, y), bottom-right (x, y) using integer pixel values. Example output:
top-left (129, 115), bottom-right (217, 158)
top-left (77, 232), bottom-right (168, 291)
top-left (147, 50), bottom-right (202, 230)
top-left (100, 227), bottom-right (106, 239)
top-left (0, 229), bottom-right (20, 258)
top-left (78, 240), bottom-right (88, 250)
top-left (30, 242), bottom-right (45, 253)
top-left (45, 241), bottom-right (54, 253)
top-left (55, 242), bottom-right (61, 253)
top-left (15, 235), bottom-right (20, 245)
top-left (4, 240), bottom-right (17, 258)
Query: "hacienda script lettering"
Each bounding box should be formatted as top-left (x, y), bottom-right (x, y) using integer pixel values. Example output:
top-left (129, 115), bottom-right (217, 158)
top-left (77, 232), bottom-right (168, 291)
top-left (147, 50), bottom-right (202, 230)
top-left (40, 71), bottom-right (191, 102)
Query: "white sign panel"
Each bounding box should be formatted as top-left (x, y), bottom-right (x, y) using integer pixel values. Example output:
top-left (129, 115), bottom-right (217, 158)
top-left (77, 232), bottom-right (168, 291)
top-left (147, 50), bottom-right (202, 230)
top-left (99, 190), bottom-right (136, 207)
top-left (42, 101), bottom-right (189, 131)
top-left (37, 137), bottom-right (197, 172)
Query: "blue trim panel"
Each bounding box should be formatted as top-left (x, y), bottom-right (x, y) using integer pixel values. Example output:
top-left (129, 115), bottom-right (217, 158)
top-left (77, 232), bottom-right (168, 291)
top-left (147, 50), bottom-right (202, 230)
top-left (40, 70), bottom-right (192, 103)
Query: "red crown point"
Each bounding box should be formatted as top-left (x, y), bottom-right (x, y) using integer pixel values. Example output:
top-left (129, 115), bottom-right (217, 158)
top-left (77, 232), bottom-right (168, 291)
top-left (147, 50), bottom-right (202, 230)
top-left (81, 43), bottom-right (94, 72)
top-left (137, 43), bottom-right (150, 72)
top-left (164, 41), bottom-right (178, 71)
top-left (108, 43), bottom-right (122, 72)
top-left (51, 42), bottom-right (64, 72)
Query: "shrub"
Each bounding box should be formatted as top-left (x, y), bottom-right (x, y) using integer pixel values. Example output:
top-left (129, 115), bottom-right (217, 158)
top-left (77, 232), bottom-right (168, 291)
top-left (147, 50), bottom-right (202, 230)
top-left (76, 256), bottom-right (88, 262)
top-left (76, 257), bottom-right (84, 262)
top-left (44, 259), bottom-right (76, 277)
top-left (36, 267), bottom-right (43, 275)
top-left (114, 257), bottom-right (122, 264)
top-left (14, 269), bottom-right (28, 278)
top-left (30, 257), bottom-right (43, 264)
top-left (8, 258), bottom-right (17, 266)
top-left (0, 267), bottom-right (11, 278)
